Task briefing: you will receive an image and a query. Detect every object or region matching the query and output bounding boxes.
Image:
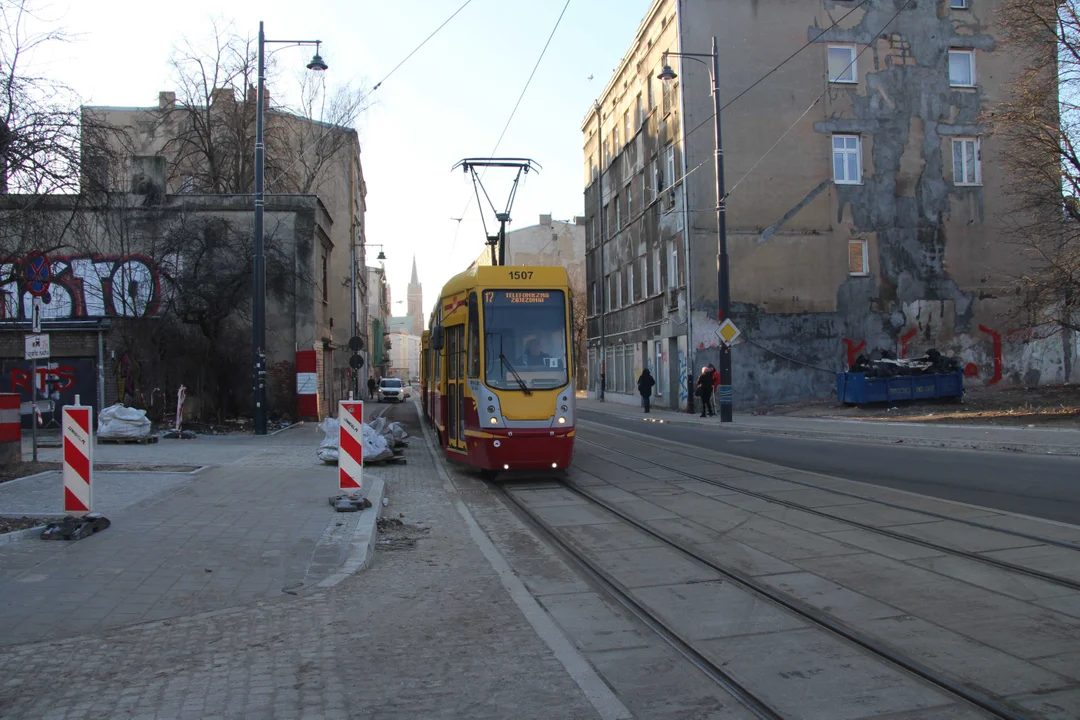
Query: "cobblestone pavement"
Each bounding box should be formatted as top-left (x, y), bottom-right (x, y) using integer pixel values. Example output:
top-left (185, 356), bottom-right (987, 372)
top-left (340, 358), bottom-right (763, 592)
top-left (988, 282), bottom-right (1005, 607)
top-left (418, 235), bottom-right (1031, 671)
top-left (0, 402), bottom-right (603, 719)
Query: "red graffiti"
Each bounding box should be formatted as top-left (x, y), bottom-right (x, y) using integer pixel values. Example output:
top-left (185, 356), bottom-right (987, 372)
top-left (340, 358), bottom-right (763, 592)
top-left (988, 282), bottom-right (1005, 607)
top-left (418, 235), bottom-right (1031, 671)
top-left (964, 363), bottom-right (979, 377)
top-left (842, 339), bottom-right (866, 367)
top-left (9, 366), bottom-right (76, 393)
top-left (899, 329), bottom-right (917, 358)
top-left (978, 325), bottom-right (1003, 385)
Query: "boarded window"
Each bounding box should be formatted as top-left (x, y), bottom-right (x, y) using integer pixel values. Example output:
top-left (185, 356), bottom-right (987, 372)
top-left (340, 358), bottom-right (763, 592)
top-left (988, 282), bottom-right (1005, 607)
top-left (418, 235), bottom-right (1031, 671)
top-left (848, 239), bottom-right (869, 276)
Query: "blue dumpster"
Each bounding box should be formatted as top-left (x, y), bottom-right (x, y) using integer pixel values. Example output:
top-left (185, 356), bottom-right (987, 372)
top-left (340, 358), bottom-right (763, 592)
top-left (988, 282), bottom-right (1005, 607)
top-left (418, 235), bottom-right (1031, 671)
top-left (836, 369), bottom-right (964, 405)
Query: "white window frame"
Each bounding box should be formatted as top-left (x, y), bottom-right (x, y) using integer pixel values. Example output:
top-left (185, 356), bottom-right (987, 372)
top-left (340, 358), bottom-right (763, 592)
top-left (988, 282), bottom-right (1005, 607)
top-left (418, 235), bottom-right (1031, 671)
top-left (605, 274), bottom-right (612, 311)
top-left (949, 49), bottom-right (976, 87)
top-left (952, 137), bottom-right (982, 186)
top-left (832, 135), bottom-right (862, 185)
top-left (667, 240), bottom-right (678, 289)
top-left (613, 125), bottom-right (620, 149)
top-left (827, 45), bottom-right (857, 84)
top-left (950, 0), bottom-right (969, 8)
top-left (590, 281), bottom-right (598, 315)
top-left (615, 271), bottom-right (622, 308)
top-left (614, 195), bottom-right (621, 229)
top-left (848, 239), bottom-right (869, 277)
top-left (623, 110), bottom-right (631, 145)
top-left (666, 145), bottom-right (676, 188)
top-left (642, 164), bottom-right (649, 207)
top-left (627, 263), bottom-right (635, 304)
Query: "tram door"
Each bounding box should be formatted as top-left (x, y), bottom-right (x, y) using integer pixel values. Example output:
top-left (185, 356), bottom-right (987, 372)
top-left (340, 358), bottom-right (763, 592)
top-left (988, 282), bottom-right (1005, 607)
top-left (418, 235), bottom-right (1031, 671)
top-left (446, 325), bottom-right (466, 452)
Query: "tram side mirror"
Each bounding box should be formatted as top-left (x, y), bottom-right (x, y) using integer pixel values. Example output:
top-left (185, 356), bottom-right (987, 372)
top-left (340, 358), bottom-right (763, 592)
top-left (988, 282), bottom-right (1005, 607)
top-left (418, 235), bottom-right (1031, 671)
top-left (431, 326), bottom-right (444, 350)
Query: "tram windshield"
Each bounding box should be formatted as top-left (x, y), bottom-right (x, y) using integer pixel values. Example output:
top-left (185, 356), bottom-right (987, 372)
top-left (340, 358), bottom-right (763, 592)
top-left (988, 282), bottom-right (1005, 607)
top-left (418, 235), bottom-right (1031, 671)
top-left (483, 289), bottom-right (569, 391)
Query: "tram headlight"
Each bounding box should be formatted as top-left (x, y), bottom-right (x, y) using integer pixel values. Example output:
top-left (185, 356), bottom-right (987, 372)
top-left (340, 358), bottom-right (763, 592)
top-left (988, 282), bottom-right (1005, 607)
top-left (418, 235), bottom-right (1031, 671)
top-left (557, 416), bottom-right (567, 425)
top-left (489, 417), bottom-right (498, 425)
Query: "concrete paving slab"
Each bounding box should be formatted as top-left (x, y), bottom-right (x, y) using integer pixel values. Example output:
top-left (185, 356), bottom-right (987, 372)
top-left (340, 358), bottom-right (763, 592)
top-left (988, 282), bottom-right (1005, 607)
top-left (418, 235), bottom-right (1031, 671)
top-left (796, 554), bottom-right (945, 596)
top-left (607, 498), bottom-right (681, 523)
top-left (590, 546), bottom-right (722, 588)
top-left (700, 628), bottom-right (959, 720)
top-left (973, 514), bottom-right (1080, 545)
top-left (725, 516), bottom-right (866, 561)
top-left (820, 529), bottom-right (947, 561)
top-left (509, 487), bottom-right (583, 508)
top-left (582, 485), bottom-right (641, 504)
top-left (890, 521), bottom-right (1045, 553)
top-left (557, 520), bottom-right (665, 553)
top-left (906, 554), bottom-right (1077, 602)
top-left (758, 572), bottom-right (905, 621)
top-left (710, 475), bottom-right (799, 493)
top-left (645, 494), bottom-right (754, 533)
top-left (757, 506), bottom-right (853, 534)
top-left (633, 580), bottom-right (806, 640)
top-left (525, 502), bottom-right (618, 528)
top-left (644, 516), bottom-right (735, 547)
top-left (945, 608), bottom-right (1080, 660)
top-left (0, 469), bottom-right (194, 516)
top-left (537, 592), bottom-right (651, 652)
top-left (860, 615), bottom-right (1071, 696)
top-left (981, 545), bottom-right (1080, 584)
top-left (705, 492), bottom-right (780, 513)
top-left (1009, 687), bottom-right (1080, 720)
top-left (1034, 593), bottom-right (1080, 619)
top-left (583, 645), bottom-right (761, 720)
top-left (761, 487), bottom-right (869, 508)
top-left (670, 479), bottom-right (742, 497)
top-left (817, 503), bottom-right (940, 527)
top-left (694, 538), bottom-right (800, 577)
top-left (1032, 651), bottom-right (1080, 682)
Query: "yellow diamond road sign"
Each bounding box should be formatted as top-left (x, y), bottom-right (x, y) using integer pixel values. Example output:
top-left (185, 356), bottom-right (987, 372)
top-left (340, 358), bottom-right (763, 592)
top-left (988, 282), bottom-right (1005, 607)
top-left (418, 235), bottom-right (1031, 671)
top-left (717, 319), bottom-right (741, 346)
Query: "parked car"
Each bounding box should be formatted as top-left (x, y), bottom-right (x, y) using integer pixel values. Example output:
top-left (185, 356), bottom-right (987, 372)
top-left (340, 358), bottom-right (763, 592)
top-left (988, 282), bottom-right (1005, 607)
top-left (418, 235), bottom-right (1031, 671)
top-left (378, 378), bottom-right (405, 403)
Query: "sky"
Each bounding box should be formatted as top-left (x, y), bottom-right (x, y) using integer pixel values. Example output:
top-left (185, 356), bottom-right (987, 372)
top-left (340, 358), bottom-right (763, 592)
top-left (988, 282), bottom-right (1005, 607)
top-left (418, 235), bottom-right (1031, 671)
top-left (25, 0), bottom-right (653, 318)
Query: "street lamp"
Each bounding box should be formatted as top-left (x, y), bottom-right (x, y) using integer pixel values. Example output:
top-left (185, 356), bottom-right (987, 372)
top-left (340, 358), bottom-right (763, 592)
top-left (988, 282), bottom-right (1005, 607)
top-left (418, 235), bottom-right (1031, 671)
top-left (253, 21), bottom-right (327, 435)
top-left (368, 244), bottom-right (388, 261)
top-left (657, 37), bottom-right (733, 423)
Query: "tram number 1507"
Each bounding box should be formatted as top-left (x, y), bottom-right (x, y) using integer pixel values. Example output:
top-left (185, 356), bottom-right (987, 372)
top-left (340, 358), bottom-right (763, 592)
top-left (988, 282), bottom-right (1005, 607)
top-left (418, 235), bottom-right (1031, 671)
top-left (508, 270), bottom-right (533, 280)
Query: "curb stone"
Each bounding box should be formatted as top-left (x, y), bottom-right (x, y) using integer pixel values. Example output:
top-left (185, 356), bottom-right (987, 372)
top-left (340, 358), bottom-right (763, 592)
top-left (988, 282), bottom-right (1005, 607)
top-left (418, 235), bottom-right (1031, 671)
top-left (316, 476), bottom-right (384, 588)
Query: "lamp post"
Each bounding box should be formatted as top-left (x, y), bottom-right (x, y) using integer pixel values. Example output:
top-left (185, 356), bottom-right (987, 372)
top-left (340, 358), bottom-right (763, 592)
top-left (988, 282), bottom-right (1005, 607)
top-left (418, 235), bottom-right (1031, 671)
top-left (658, 36), bottom-right (733, 423)
top-left (252, 21), bottom-right (327, 435)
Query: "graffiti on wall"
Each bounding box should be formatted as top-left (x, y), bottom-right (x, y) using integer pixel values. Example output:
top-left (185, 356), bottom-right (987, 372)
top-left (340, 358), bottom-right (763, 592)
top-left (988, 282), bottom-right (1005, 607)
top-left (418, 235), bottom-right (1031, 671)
top-left (3, 358), bottom-right (97, 429)
top-left (0, 254), bottom-right (164, 321)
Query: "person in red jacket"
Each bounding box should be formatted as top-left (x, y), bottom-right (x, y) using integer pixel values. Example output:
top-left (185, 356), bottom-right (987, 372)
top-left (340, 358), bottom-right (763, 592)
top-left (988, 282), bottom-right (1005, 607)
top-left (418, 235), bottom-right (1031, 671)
top-left (708, 363), bottom-right (720, 417)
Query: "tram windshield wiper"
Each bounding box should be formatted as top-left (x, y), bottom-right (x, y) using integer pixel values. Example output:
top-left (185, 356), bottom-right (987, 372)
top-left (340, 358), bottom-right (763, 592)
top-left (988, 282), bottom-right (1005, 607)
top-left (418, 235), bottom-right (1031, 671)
top-left (499, 353), bottom-right (532, 396)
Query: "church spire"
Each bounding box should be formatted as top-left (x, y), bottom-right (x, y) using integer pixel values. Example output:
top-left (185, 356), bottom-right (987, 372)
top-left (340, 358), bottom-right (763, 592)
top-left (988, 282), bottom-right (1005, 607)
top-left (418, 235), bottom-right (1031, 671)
top-left (410, 255), bottom-right (419, 286)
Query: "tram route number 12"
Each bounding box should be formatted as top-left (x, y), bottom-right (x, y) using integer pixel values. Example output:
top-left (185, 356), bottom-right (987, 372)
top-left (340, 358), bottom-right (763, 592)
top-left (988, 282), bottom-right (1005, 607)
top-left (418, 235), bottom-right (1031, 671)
top-left (508, 271), bottom-right (533, 280)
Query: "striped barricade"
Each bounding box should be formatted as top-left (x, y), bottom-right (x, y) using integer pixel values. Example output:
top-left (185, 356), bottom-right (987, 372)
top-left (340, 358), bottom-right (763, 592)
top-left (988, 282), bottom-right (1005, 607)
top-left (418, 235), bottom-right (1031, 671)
top-left (0, 393), bottom-right (19, 464)
top-left (338, 400), bottom-right (364, 494)
top-left (62, 402), bottom-right (94, 515)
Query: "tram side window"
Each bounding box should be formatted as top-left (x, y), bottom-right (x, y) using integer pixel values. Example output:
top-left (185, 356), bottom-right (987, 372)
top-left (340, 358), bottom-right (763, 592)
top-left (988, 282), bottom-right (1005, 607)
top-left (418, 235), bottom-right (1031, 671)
top-left (447, 325), bottom-right (458, 380)
top-left (468, 293), bottom-right (480, 378)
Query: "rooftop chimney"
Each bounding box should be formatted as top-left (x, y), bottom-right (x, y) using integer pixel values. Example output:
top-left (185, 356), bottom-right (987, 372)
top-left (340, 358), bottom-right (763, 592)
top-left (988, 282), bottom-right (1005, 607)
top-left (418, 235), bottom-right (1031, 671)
top-left (540, 214), bottom-right (552, 226)
top-left (158, 91), bottom-right (176, 109)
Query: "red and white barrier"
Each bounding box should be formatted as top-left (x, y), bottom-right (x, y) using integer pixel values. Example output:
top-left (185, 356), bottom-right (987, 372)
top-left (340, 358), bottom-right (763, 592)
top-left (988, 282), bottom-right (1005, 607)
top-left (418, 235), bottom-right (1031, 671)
top-left (62, 400), bottom-right (94, 516)
top-left (0, 393), bottom-right (19, 464)
top-left (338, 400), bottom-right (364, 493)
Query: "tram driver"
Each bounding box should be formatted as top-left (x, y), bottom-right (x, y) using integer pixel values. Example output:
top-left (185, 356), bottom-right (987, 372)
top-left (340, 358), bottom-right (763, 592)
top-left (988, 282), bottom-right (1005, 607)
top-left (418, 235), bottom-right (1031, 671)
top-left (522, 338), bottom-right (552, 367)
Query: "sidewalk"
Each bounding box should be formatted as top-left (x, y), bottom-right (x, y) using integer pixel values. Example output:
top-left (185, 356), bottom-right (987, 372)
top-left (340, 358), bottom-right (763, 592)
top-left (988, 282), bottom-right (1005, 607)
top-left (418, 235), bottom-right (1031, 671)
top-left (0, 403), bottom-right (609, 719)
top-left (578, 397), bottom-right (1080, 455)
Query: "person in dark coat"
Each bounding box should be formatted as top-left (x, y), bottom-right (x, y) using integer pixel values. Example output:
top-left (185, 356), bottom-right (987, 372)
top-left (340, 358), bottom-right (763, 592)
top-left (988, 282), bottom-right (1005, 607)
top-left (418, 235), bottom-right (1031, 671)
top-left (696, 366), bottom-right (715, 417)
top-left (637, 368), bottom-right (656, 413)
top-left (367, 377), bottom-right (377, 400)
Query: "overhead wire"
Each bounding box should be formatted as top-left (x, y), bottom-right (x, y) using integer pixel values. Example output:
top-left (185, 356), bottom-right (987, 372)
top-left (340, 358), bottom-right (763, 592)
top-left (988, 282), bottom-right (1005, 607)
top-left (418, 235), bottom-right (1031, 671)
top-left (267, 0), bottom-right (475, 188)
top-left (447, 0), bottom-right (573, 260)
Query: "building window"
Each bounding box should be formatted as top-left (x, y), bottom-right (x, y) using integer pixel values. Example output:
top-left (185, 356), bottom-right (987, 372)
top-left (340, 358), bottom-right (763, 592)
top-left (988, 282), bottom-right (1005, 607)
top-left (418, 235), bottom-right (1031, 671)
top-left (591, 281), bottom-right (598, 314)
top-left (949, 50), bottom-right (975, 87)
top-left (614, 195), bottom-right (621, 229)
top-left (848, 239), bottom-right (869, 276)
top-left (642, 163), bottom-right (650, 208)
top-left (613, 125), bottom-right (620, 149)
top-left (652, 247), bottom-right (662, 294)
top-left (828, 45), bottom-right (857, 83)
top-left (623, 110), bottom-right (631, 144)
top-left (647, 74), bottom-right (654, 109)
top-left (636, 93), bottom-right (644, 129)
top-left (615, 271), bottom-right (623, 308)
top-left (603, 203), bottom-right (610, 237)
top-left (627, 263), bottom-right (635, 304)
top-left (668, 240), bottom-right (678, 289)
top-left (322, 254), bottom-right (329, 303)
top-left (832, 135), bottom-right (861, 184)
top-left (666, 145), bottom-right (676, 189)
top-left (625, 182), bottom-right (632, 220)
top-left (951, 0), bottom-right (969, 8)
top-left (952, 137), bottom-right (982, 186)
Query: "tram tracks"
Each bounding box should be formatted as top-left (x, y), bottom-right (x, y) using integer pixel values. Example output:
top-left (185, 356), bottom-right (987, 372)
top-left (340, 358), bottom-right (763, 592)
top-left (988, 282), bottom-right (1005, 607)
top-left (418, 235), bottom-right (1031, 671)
top-left (496, 478), bottom-right (1034, 720)
top-left (579, 421), bottom-right (1080, 593)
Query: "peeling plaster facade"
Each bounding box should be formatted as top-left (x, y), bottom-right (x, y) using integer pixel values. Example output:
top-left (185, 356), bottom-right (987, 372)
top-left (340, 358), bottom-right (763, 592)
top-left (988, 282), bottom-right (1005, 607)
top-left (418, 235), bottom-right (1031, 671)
top-left (583, 0), bottom-right (1073, 410)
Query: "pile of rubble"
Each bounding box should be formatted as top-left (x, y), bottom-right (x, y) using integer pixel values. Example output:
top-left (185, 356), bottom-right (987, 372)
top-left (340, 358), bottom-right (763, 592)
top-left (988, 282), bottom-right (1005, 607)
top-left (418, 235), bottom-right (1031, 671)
top-left (316, 415), bottom-right (409, 465)
top-left (849, 348), bottom-right (961, 378)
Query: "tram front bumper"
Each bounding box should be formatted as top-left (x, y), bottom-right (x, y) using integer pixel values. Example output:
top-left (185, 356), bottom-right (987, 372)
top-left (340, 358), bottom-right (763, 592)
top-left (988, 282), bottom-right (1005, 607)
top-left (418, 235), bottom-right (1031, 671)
top-left (468, 428), bottom-right (575, 471)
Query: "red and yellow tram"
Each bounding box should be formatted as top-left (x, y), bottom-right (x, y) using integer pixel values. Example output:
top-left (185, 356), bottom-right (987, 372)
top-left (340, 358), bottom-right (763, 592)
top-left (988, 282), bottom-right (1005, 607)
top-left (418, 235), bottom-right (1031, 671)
top-left (420, 265), bottom-right (575, 476)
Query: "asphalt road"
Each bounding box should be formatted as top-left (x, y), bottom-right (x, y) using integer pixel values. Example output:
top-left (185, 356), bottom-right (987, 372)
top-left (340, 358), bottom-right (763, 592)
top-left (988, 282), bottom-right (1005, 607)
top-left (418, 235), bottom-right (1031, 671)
top-left (579, 409), bottom-right (1080, 526)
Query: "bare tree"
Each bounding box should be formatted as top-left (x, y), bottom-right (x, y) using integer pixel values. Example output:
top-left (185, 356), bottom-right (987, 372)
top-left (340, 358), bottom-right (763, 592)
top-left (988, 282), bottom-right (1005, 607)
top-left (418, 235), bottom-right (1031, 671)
top-left (994, 0), bottom-right (1079, 334)
top-left (148, 20), bottom-right (371, 196)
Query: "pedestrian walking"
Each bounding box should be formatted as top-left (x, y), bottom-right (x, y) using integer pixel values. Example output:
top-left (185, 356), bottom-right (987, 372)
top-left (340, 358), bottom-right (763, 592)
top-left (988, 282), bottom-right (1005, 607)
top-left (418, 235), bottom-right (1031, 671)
top-left (637, 368), bottom-right (656, 413)
top-left (367, 377), bottom-right (377, 400)
top-left (709, 363), bottom-right (720, 417)
top-left (696, 366), bottom-right (715, 418)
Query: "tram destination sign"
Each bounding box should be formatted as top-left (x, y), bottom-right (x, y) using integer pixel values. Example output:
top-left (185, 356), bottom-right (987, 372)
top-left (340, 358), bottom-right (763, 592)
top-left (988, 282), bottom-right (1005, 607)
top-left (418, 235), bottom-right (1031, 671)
top-left (485, 290), bottom-right (556, 305)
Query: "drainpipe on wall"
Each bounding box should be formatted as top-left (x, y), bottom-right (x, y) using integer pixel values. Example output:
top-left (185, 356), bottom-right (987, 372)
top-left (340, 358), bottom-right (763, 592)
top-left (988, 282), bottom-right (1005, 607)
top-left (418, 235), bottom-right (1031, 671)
top-left (676, 4), bottom-right (695, 413)
top-left (596, 101), bottom-right (606, 401)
